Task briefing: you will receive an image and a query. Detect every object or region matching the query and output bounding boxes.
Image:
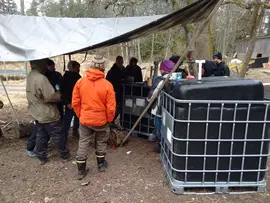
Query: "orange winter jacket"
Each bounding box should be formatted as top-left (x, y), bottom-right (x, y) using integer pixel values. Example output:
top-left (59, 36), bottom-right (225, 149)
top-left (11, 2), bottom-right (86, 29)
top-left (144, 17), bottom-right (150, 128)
top-left (72, 69), bottom-right (116, 126)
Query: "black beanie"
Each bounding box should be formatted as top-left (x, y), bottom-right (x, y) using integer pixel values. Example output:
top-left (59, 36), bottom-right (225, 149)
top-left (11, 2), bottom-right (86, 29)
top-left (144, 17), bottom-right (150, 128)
top-left (213, 52), bottom-right (222, 60)
top-left (169, 55), bottom-right (183, 66)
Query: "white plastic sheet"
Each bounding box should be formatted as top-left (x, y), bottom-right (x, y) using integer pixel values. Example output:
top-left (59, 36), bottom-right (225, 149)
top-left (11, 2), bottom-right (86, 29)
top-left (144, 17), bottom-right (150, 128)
top-left (0, 15), bottom-right (163, 62)
top-left (0, 0), bottom-right (218, 62)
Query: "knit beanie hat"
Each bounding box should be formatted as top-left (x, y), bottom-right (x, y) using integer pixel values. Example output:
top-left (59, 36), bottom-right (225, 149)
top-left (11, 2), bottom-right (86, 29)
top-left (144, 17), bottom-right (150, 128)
top-left (91, 55), bottom-right (106, 71)
top-left (169, 55), bottom-right (180, 64)
top-left (160, 60), bottom-right (175, 73)
top-left (169, 55), bottom-right (184, 67)
top-left (213, 52), bottom-right (222, 60)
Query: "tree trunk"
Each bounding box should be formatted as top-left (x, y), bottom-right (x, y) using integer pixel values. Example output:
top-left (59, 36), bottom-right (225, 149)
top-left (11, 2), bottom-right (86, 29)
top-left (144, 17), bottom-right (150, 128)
top-left (125, 42), bottom-right (129, 64)
top-left (137, 39), bottom-right (142, 63)
top-left (129, 42), bottom-right (135, 58)
top-left (164, 29), bottom-right (172, 59)
top-left (20, 0), bottom-right (25, 15)
top-left (184, 25), bottom-right (197, 77)
top-left (222, 4), bottom-right (230, 57)
top-left (208, 23), bottom-right (214, 57)
top-left (150, 34), bottom-right (155, 61)
top-left (133, 40), bottom-right (137, 59)
top-left (120, 44), bottom-right (124, 58)
top-left (239, 5), bottom-right (265, 78)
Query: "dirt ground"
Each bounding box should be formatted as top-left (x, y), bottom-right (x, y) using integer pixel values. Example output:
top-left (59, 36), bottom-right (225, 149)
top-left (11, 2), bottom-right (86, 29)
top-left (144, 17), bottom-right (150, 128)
top-left (1, 68), bottom-right (270, 202)
top-left (0, 96), bottom-right (270, 203)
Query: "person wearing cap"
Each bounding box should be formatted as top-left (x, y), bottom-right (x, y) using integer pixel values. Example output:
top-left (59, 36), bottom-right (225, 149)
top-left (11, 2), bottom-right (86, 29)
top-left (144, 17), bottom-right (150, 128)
top-left (212, 52), bottom-right (230, 76)
top-left (72, 55), bottom-right (116, 180)
top-left (169, 55), bottom-right (189, 78)
top-left (147, 60), bottom-right (176, 153)
top-left (26, 58), bottom-right (70, 165)
top-left (61, 61), bottom-right (81, 139)
top-left (126, 57), bottom-right (143, 82)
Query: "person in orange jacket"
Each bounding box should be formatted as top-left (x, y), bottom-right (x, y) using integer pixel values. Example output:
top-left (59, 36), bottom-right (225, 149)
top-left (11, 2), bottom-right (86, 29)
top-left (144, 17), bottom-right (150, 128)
top-left (72, 55), bottom-right (116, 180)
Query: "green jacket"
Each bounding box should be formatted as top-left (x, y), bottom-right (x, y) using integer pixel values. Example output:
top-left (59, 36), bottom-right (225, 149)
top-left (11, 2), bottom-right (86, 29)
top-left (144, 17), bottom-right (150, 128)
top-left (26, 69), bottom-right (61, 123)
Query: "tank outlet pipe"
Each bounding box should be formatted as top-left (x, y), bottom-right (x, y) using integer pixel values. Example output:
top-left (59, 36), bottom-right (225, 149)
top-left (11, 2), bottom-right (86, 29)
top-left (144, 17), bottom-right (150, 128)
top-left (195, 60), bottom-right (205, 81)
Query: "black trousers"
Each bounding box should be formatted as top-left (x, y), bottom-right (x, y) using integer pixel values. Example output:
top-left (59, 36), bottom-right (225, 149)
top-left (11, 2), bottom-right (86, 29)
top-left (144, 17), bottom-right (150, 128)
top-left (26, 124), bottom-right (37, 151)
top-left (35, 120), bottom-right (69, 161)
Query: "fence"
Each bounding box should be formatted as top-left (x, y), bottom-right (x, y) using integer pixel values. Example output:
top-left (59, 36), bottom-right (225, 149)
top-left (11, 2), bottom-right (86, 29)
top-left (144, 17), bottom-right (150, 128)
top-left (160, 91), bottom-right (270, 194)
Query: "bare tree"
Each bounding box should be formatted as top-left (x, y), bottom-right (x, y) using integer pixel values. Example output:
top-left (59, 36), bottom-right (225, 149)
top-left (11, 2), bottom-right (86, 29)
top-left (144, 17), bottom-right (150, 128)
top-left (240, 4), bottom-right (265, 77)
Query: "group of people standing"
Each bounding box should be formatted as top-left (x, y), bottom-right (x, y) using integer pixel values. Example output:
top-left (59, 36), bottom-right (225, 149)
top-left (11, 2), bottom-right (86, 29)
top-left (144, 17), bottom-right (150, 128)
top-left (26, 59), bottom-right (81, 160)
top-left (25, 52), bottom-right (229, 179)
top-left (106, 56), bottom-right (143, 121)
top-left (25, 55), bottom-right (143, 180)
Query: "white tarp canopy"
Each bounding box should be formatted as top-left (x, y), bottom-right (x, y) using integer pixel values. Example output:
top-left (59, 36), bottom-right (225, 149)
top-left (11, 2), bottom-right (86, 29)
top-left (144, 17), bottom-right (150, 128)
top-left (0, 0), bottom-right (218, 62)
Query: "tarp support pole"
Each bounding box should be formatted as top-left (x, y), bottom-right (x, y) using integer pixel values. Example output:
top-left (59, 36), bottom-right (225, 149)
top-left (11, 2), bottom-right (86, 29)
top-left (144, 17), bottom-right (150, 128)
top-left (69, 54), bottom-right (71, 61)
top-left (63, 55), bottom-right (66, 71)
top-left (3, 62), bottom-right (8, 83)
top-left (121, 0), bottom-right (224, 146)
top-left (24, 62), bottom-right (28, 76)
top-left (0, 77), bottom-right (20, 125)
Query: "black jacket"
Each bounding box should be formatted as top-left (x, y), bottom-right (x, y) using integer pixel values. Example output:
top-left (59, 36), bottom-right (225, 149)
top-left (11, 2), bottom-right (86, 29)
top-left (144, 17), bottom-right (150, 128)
top-left (60, 71), bottom-right (81, 105)
top-left (45, 71), bottom-right (63, 90)
top-left (217, 61), bottom-right (230, 76)
top-left (106, 64), bottom-right (129, 103)
top-left (203, 60), bottom-right (218, 77)
top-left (126, 65), bottom-right (143, 82)
top-left (203, 61), bottom-right (230, 77)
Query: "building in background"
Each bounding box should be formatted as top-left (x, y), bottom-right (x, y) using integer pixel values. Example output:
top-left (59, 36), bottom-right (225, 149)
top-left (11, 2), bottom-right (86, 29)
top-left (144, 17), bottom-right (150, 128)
top-left (236, 36), bottom-right (270, 60)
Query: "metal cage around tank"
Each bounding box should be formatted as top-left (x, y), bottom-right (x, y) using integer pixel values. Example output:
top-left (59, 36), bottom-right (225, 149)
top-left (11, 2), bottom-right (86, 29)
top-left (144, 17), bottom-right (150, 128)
top-left (120, 83), bottom-right (155, 141)
top-left (160, 91), bottom-right (270, 194)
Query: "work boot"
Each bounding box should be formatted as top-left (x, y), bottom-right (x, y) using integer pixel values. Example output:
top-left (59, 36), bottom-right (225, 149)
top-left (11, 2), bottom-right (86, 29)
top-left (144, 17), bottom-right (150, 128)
top-left (96, 156), bottom-right (108, 172)
top-left (76, 159), bottom-right (89, 180)
top-left (26, 150), bottom-right (36, 158)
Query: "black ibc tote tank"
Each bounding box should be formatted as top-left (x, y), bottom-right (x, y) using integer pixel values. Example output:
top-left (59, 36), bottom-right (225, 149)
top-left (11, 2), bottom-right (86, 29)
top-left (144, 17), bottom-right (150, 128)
top-left (162, 77), bottom-right (270, 183)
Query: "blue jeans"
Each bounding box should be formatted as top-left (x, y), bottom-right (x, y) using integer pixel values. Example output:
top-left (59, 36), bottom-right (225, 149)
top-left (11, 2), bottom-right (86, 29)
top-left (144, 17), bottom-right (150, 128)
top-left (63, 107), bottom-right (79, 136)
top-left (154, 116), bottom-right (162, 141)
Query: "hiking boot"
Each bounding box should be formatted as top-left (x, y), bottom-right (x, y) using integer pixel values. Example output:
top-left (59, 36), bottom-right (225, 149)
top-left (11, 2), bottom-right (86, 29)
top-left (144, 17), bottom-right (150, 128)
top-left (61, 154), bottom-right (73, 163)
top-left (153, 143), bottom-right (161, 153)
top-left (96, 154), bottom-right (108, 172)
top-left (76, 159), bottom-right (89, 180)
top-left (77, 168), bottom-right (89, 180)
top-left (98, 160), bottom-right (108, 172)
top-left (26, 150), bottom-right (36, 158)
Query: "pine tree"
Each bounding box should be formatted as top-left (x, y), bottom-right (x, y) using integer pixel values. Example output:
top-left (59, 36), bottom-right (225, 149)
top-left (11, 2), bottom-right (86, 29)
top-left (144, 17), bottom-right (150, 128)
top-left (26, 0), bottom-right (39, 16)
top-left (0, 0), bottom-right (18, 14)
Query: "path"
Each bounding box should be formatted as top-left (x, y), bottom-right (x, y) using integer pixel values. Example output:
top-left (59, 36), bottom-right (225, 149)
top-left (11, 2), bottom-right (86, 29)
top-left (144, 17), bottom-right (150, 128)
top-left (0, 84), bottom-right (26, 95)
